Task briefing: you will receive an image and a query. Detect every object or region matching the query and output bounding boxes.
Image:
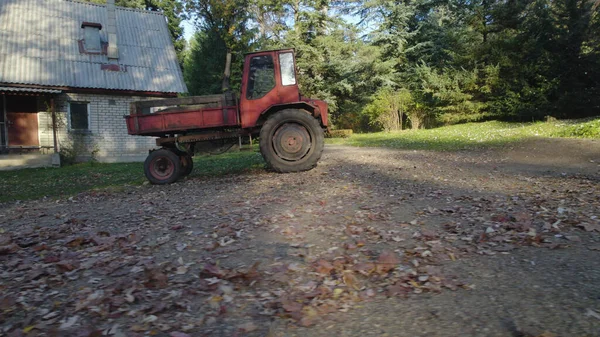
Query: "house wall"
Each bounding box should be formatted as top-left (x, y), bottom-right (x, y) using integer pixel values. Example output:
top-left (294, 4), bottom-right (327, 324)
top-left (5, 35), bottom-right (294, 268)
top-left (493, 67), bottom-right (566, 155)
top-left (38, 93), bottom-right (163, 162)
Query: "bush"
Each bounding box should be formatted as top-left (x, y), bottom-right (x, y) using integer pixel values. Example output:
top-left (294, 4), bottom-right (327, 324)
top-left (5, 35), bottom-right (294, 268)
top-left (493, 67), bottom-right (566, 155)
top-left (326, 129), bottom-right (354, 138)
top-left (59, 133), bottom-right (101, 166)
top-left (554, 119), bottom-right (600, 138)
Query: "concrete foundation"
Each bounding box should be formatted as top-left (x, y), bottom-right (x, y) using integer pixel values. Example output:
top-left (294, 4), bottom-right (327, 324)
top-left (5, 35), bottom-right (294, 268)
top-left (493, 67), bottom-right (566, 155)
top-left (0, 154), bottom-right (56, 171)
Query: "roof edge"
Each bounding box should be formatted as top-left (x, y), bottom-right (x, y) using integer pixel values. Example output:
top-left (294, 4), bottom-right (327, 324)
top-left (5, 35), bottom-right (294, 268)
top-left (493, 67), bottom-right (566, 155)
top-left (0, 83), bottom-right (185, 96)
top-left (64, 0), bottom-right (166, 16)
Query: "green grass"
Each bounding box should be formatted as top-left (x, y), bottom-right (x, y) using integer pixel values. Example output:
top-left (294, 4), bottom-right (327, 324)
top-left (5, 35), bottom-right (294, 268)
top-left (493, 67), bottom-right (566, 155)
top-left (326, 118), bottom-right (600, 151)
top-left (0, 150), bottom-right (265, 203)
top-left (0, 162), bottom-right (146, 203)
top-left (2, 118), bottom-right (597, 203)
top-left (192, 150), bottom-right (265, 177)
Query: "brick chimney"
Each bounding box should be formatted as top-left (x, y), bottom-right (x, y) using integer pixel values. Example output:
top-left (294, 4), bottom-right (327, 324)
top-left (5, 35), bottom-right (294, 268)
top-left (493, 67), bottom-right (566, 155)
top-left (106, 0), bottom-right (119, 60)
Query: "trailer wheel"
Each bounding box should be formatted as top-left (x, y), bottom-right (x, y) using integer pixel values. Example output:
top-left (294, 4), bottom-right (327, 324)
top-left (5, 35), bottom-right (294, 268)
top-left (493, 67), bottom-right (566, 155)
top-left (179, 154), bottom-right (193, 177)
top-left (259, 109), bottom-right (324, 173)
top-left (144, 149), bottom-right (181, 185)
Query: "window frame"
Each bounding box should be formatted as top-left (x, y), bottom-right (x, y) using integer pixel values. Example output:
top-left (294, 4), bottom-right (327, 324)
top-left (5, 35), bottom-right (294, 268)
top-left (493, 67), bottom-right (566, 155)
top-left (83, 26), bottom-right (102, 52)
top-left (279, 52), bottom-right (297, 86)
top-left (68, 102), bottom-right (91, 132)
top-left (246, 54), bottom-right (276, 100)
top-left (79, 22), bottom-right (105, 55)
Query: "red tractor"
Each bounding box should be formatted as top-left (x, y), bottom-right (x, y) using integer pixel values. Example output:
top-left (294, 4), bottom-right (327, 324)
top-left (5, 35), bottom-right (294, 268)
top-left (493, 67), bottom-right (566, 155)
top-left (125, 49), bottom-right (328, 184)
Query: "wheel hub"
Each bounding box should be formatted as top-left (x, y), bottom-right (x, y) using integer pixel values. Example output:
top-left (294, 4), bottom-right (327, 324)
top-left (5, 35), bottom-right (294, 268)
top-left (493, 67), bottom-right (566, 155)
top-left (273, 123), bottom-right (311, 161)
top-left (150, 157), bottom-right (174, 178)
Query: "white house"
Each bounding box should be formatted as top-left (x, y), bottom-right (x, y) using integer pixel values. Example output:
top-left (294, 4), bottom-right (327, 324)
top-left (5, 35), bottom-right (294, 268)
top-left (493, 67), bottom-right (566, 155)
top-left (0, 0), bottom-right (187, 169)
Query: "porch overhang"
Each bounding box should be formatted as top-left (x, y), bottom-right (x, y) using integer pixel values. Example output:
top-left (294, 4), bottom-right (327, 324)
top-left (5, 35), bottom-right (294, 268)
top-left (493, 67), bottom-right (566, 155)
top-left (0, 87), bottom-right (62, 95)
top-left (1, 87), bottom-right (62, 159)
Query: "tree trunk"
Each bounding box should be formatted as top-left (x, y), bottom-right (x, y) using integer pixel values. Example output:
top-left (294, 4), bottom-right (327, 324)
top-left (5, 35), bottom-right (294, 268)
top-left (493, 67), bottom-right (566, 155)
top-left (222, 51), bottom-right (232, 92)
top-left (293, 0), bottom-right (300, 34)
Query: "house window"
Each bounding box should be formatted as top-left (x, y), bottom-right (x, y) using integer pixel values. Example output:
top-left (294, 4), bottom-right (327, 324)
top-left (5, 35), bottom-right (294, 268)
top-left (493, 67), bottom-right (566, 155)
top-left (246, 55), bottom-right (275, 100)
top-left (80, 22), bottom-right (103, 53)
top-left (84, 26), bottom-right (101, 51)
top-left (69, 102), bottom-right (90, 131)
top-left (279, 52), bottom-right (296, 86)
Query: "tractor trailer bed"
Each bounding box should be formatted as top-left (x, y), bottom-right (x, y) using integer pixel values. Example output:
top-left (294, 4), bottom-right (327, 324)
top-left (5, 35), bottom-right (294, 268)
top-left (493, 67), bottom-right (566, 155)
top-left (125, 94), bottom-right (239, 136)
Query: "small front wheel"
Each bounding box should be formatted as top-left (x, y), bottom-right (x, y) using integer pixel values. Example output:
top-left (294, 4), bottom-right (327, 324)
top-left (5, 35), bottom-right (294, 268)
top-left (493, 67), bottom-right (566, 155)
top-left (259, 109), bottom-right (324, 173)
top-left (179, 154), bottom-right (193, 177)
top-left (144, 149), bottom-right (181, 184)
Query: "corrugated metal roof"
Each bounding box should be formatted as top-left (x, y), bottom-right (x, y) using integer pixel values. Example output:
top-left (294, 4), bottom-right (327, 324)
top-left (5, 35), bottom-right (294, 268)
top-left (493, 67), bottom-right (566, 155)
top-left (0, 0), bottom-right (187, 93)
top-left (0, 86), bottom-right (62, 93)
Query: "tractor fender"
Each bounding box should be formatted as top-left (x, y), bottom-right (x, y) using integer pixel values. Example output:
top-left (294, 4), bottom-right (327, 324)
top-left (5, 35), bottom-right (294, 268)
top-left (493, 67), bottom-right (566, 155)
top-left (259, 102), bottom-right (328, 127)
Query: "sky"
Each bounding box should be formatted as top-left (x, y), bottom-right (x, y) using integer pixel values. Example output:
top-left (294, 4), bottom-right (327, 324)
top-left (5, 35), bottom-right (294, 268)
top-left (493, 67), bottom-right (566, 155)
top-left (179, 14), bottom-right (371, 43)
top-left (182, 20), bottom-right (196, 42)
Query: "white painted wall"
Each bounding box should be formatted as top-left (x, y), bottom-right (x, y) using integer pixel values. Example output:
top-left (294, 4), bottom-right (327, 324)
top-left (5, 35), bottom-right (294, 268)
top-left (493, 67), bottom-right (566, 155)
top-left (37, 93), bottom-right (162, 162)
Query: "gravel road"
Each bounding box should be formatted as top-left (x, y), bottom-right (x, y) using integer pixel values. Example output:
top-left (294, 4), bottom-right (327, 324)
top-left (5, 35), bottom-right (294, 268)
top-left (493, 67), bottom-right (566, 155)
top-left (1, 139), bottom-right (599, 337)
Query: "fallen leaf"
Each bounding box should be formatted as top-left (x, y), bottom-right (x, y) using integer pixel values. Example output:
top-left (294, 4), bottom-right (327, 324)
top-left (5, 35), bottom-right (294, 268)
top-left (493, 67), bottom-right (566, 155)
top-left (282, 301), bottom-right (303, 313)
top-left (59, 316), bottom-right (80, 329)
top-left (536, 332), bottom-right (557, 337)
top-left (66, 237), bottom-right (86, 248)
top-left (57, 260), bottom-right (80, 272)
top-left (564, 235), bottom-right (581, 242)
top-left (142, 315), bottom-right (158, 323)
top-left (170, 332), bottom-right (192, 337)
top-left (0, 243), bottom-right (20, 255)
top-left (353, 262), bottom-right (374, 276)
top-left (578, 223), bottom-right (600, 232)
top-left (22, 326), bottom-right (36, 333)
top-left (201, 264), bottom-right (226, 278)
top-left (585, 308), bottom-right (600, 320)
top-left (386, 283), bottom-right (409, 297)
top-left (0, 234), bottom-right (12, 246)
top-left (342, 271), bottom-right (360, 290)
top-left (0, 296), bottom-right (16, 310)
top-left (315, 260), bottom-right (334, 275)
top-left (238, 322), bottom-right (258, 332)
top-left (144, 268), bottom-right (168, 288)
top-left (375, 250), bottom-right (399, 274)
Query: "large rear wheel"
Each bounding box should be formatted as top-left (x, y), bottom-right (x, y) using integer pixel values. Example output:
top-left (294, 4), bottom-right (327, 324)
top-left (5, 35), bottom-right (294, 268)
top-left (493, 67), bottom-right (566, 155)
top-left (144, 149), bottom-right (181, 185)
top-left (259, 109), bottom-right (324, 173)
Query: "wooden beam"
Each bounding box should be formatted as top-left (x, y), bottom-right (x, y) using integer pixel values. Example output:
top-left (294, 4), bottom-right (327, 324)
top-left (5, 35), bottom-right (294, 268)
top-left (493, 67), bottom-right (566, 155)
top-left (156, 130), bottom-right (247, 146)
top-left (132, 95), bottom-right (226, 109)
top-left (51, 98), bottom-right (59, 153)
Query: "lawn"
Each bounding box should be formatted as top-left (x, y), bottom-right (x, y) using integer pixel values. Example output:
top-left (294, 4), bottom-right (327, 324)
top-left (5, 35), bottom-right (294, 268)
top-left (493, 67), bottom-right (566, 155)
top-left (0, 151), bottom-right (265, 203)
top-left (1, 118), bottom-right (597, 203)
top-left (326, 118), bottom-right (600, 151)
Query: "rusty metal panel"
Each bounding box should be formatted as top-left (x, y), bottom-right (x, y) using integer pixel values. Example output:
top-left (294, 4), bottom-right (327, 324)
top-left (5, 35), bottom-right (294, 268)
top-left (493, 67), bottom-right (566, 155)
top-left (0, 0), bottom-right (186, 93)
top-left (125, 106), bottom-right (240, 136)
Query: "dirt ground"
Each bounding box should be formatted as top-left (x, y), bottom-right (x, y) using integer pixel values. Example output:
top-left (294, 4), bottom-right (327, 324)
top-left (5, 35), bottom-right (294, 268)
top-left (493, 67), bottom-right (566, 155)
top-left (1, 138), bottom-right (599, 337)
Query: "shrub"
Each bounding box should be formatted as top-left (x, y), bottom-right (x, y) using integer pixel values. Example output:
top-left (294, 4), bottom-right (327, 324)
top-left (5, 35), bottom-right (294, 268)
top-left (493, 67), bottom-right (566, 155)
top-left (59, 133), bottom-right (101, 166)
top-left (554, 119), bottom-right (600, 138)
top-left (326, 129), bottom-right (354, 138)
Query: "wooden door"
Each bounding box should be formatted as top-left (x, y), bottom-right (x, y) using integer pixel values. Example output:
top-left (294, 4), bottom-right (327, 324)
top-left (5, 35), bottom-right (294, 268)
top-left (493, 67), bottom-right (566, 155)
top-left (7, 112), bottom-right (39, 146)
top-left (0, 95), bottom-right (6, 149)
top-left (6, 95), bottom-right (39, 147)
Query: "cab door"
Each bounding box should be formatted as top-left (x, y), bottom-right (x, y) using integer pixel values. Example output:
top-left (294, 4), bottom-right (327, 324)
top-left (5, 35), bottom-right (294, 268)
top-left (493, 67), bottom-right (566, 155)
top-left (239, 50), bottom-right (300, 128)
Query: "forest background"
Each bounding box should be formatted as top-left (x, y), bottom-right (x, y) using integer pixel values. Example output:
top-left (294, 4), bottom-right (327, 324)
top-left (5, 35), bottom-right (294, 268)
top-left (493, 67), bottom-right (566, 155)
top-left (89, 0), bottom-right (600, 132)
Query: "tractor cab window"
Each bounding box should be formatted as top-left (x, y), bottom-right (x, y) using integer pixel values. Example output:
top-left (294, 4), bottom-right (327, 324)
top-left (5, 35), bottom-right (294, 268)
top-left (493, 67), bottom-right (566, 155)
top-left (247, 55), bottom-right (275, 100)
top-left (279, 52), bottom-right (296, 86)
